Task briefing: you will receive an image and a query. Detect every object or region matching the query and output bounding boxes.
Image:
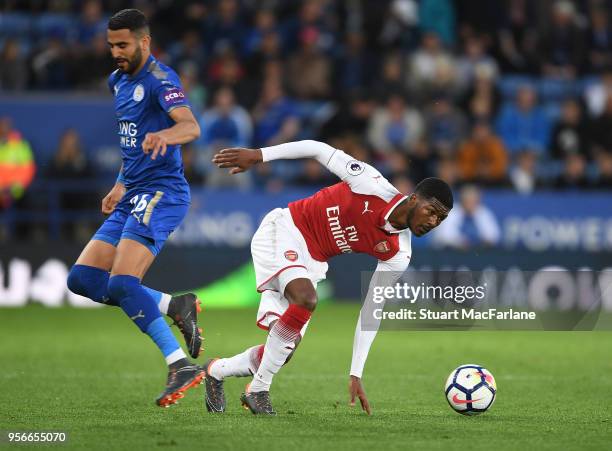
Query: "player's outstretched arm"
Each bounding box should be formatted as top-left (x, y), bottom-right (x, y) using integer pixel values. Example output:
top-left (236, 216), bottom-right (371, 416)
top-left (142, 107), bottom-right (200, 160)
top-left (349, 252), bottom-right (411, 415)
top-left (213, 140), bottom-right (345, 175)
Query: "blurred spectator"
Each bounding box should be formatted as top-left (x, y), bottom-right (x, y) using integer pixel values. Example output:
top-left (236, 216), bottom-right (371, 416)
top-left (550, 99), bottom-right (590, 160)
top-left (497, 0), bottom-right (539, 74)
top-left (181, 143), bottom-right (205, 186)
top-left (203, 0), bottom-right (245, 55)
top-left (539, 0), bottom-right (585, 79)
top-left (424, 94), bottom-right (468, 156)
top-left (72, 32), bottom-right (114, 90)
top-left (593, 152), bottom-right (612, 189)
top-left (435, 155), bottom-right (459, 188)
top-left (496, 84), bottom-right (551, 155)
top-left (375, 52), bottom-right (406, 99)
top-left (455, 35), bottom-right (499, 89)
top-left (367, 93), bottom-right (424, 155)
top-left (207, 47), bottom-right (249, 106)
top-left (406, 139), bottom-right (435, 182)
top-left (0, 117), bottom-right (35, 209)
top-left (319, 92), bottom-right (375, 140)
top-left (31, 34), bottom-right (70, 89)
top-left (45, 129), bottom-right (96, 239)
top-left (292, 158), bottom-right (336, 188)
top-left (587, 6), bottom-right (612, 73)
top-left (208, 47), bottom-right (244, 86)
top-left (199, 87), bottom-right (252, 150)
top-left (590, 92), bottom-right (612, 156)
top-left (251, 78), bottom-right (300, 147)
top-left (178, 61), bottom-right (207, 117)
top-left (585, 69), bottom-right (612, 117)
top-left (334, 31), bottom-right (376, 96)
top-left (46, 129), bottom-right (92, 183)
top-left (281, 0), bottom-right (337, 54)
top-left (245, 30), bottom-right (283, 79)
top-left (406, 32), bottom-right (457, 99)
top-left (167, 30), bottom-right (207, 69)
top-left (432, 185), bottom-right (501, 248)
top-left (460, 64), bottom-right (502, 121)
top-left (287, 26), bottom-right (331, 99)
top-left (457, 121), bottom-right (508, 185)
top-left (0, 39), bottom-right (28, 91)
top-left (77, 0), bottom-right (107, 46)
top-left (379, 0), bottom-right (420, 50)
top-left (554, 153), bottom-right (589, 189)
top-left (419, 0), bottom-right (456, 47)
top-left (243, 9), bottom-right (278, 56)
top-left (390, 173), bottom-right (415, 195)
top-left (509, 149), bottom-right (538, 194)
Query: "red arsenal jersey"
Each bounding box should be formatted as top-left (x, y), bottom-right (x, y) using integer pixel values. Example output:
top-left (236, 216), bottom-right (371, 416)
top-left (288, 155), bottom-right (411, 262)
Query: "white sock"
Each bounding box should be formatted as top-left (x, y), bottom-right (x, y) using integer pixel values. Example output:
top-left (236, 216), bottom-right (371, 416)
top-left (249, 322), bottom-right (298, 392)
top-left (165, 348), bottom-right (187, 365)
top-left (158, 293), bottom-right (171, 315)
top-left (209, 345), bottom-right (263, 380)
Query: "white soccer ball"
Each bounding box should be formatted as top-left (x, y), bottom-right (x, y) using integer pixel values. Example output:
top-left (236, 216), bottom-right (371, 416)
top-left (444, 364), bottom-right (497, 415)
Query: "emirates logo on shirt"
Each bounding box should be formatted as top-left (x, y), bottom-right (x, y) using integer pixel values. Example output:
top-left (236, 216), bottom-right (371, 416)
top-left (284, 250), bottom-right (299, 261)
top-left (374, 240), bottom-right (391, 253)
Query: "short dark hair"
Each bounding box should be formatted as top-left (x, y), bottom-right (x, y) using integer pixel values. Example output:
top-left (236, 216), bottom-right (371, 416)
top-left (414, 177), bottom-right (453, 210)
top-left (108, 9), bottom-right (149, 35)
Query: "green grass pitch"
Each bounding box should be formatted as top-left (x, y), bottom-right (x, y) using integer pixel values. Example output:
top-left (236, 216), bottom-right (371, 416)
top-left (1, 304), bottom-right (611, 450)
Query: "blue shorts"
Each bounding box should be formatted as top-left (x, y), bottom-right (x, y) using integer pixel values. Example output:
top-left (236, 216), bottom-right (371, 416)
top-left (92, 189), bottom-right (189, 256)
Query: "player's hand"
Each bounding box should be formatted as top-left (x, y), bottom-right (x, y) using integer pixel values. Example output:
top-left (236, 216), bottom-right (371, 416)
top-left (212, 148), bottom-right (262, 174)
top-left (349, 375), bottom-right (371, 415)
top-left (142, 132), bottom-right (168, 160)
top-left (101, 182), bottom-right (126, 215)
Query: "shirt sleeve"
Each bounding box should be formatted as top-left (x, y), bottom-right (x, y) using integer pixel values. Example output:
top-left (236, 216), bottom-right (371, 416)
top-left (261, 140), bottom-right (399, 199)
top-left (349, 248), bottom-right (411, 378)
top-left (155, 80), bottom-right (191, 114)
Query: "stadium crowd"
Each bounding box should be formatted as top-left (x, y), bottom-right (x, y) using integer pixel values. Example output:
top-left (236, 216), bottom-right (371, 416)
top-left (1, 0), bottom-right (612, 228)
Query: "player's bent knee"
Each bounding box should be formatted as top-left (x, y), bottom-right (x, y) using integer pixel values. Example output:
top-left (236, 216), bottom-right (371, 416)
top-left (291, 290), bottom-right (318, 311)
top-left (67, 266), bottom-right (87, 296)
top-left (284, 279), bottom-right (318, 311)
top-left (107, 275), bottom-right (131, 304)
top-left (67, 264), bottom-right (112, 304)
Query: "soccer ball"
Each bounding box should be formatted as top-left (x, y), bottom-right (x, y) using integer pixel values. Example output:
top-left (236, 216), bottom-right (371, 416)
top-left (444, 364), bottom-right (496, 415)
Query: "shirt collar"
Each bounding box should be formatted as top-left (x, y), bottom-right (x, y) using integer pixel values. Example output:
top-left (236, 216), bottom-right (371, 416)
top-left (379, 194), bottom-right (409, 234)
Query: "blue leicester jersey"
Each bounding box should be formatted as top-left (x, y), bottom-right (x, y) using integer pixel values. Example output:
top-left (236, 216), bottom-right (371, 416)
top-left (108, 55), bottom-right (191, 201)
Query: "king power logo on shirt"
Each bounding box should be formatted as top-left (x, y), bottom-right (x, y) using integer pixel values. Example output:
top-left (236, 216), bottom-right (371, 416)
top-left (118, 120), bottom-right (138, 148)
top-left (326, 205), bottom-right (359, 254)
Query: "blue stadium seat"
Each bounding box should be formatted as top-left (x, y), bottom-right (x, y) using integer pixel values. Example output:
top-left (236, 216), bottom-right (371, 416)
top-left (537, 78), bottom-right (576, 102)
top-left (498, 75), bottom-right (534, 100)
top-left (0, 13), bottom-right (32, 38)
top-left (33, 13), bottom-right (75, 42)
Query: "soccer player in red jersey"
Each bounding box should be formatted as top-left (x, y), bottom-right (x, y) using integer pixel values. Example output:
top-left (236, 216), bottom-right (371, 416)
top-left (206, 140), bottom-right (453, 414)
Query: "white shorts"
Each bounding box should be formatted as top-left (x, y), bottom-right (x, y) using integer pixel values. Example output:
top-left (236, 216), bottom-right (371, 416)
top-left (251, 208), bottom-right (328, 332)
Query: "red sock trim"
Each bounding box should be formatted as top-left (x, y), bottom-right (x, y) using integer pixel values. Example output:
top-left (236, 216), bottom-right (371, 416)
top-left (279, 304), bottom-right (312, 331)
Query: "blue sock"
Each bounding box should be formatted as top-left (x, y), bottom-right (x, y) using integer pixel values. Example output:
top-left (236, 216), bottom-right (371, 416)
top-left (67, 264), bottom-right (117, 306)
top-left (67, 264), bottom-right (170, 312)
top-left (108, 275), bottom-right (183, 362)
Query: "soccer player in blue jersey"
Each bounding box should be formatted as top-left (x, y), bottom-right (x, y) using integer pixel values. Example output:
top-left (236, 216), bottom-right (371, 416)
top-left (66, 9), bottom-right (204, 407)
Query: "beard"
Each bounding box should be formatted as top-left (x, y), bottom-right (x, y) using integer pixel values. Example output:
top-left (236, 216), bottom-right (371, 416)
top-left (117, 46), bottom-right (143, 75)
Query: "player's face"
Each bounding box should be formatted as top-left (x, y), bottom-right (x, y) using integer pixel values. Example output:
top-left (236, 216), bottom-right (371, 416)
top-left (107, 29), bottom-right (147, 74)
top-left (408, 198), bottom-right (448, 237)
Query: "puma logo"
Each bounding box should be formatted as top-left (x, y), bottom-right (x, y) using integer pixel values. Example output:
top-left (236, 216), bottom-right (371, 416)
top-left (130, 310), bottom-right (145, 321)
top-left (362, 201), bottom-right (373, 215)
